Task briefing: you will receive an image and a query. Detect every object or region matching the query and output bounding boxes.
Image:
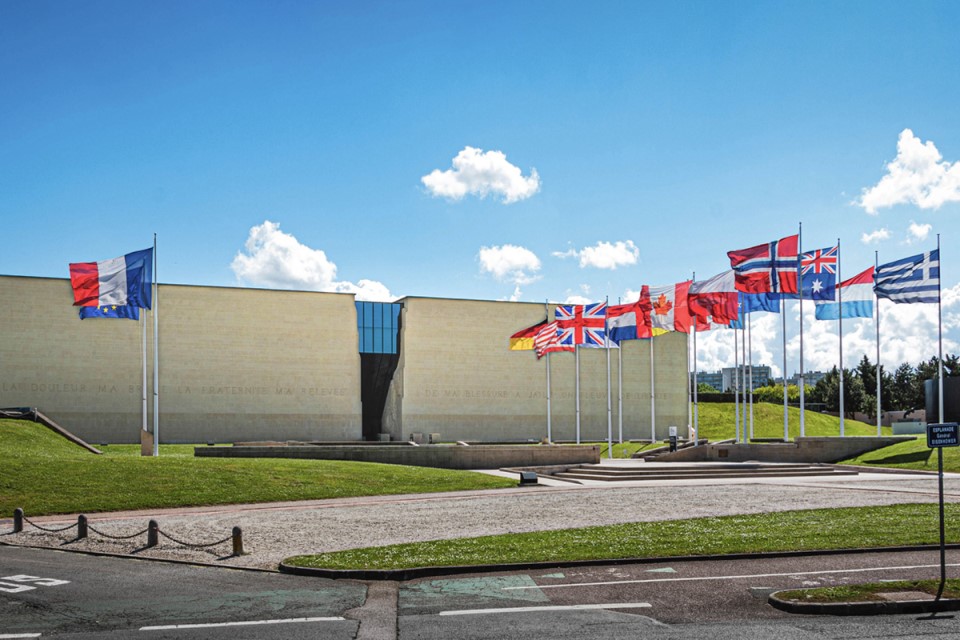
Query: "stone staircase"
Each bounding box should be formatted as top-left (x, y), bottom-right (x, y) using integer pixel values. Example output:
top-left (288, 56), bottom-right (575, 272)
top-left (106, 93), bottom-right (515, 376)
top-left (550, 462), bottom-right (859, 483)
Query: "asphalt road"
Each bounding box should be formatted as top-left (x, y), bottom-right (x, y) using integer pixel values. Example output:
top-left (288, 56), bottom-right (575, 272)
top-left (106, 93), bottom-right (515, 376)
top-left (4, 544), bottom-right (960, 639)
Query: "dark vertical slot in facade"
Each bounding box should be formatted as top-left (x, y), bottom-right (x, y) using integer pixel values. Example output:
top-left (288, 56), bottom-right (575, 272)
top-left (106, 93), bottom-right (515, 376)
top-left (357, 302), bottom-right (402, 440)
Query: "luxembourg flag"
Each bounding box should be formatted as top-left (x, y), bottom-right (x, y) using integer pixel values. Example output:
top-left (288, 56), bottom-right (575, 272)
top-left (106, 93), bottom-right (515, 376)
top-left (814, 266), bottom-right (874, 321)
top-left (69, 248), bottom-right (153, 309)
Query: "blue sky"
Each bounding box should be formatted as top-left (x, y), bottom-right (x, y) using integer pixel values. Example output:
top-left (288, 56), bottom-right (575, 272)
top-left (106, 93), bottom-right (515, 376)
top-left (3, 1), bottom-right (960, 375)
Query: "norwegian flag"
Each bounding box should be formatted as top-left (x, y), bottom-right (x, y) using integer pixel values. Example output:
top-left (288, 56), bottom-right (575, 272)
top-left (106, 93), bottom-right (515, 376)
top-left (801, 245), bottom-right (838, 301)
top-left (727, 234), bottom-right (799, 294)
top-left (533, 321), bottom-right (573, 358)
top-left (556, 302), bottom-right (608, 347)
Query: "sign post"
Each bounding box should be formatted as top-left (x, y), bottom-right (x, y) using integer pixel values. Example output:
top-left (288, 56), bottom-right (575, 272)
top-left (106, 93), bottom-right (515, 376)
top-left (926, 422), bottom-right (958, 602)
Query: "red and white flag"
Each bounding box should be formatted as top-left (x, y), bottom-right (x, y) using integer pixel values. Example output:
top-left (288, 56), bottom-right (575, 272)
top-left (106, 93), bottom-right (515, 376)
top-left (727, 234), bottom-right (799, 294)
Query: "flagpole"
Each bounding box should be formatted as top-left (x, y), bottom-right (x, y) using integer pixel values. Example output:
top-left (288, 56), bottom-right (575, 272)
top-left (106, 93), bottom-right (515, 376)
top-left (545, 302), bottom-right (552, 443)
top-left (798, 222), bottom-right (806, 438)
top-left (782, 297), bottom-right (788, 441)
top-left (938, 234), bottom-right (944, 423)
top-left (686, 329), bottom-right (692, 436)
top-left (837, 238), bottom-right (845, 436)
top-left (734, 327), bottom-right (740, 443)
top-left (152, 233), bottom-right (159, 457)
top-left (649, 337), bottom-right (656, 442)
top-left (692, 272), bottom-right (699, 445)
top-left (606, 298), bottom-right (613, 459)
top-left (141, 312), bottom-right (147, 437)
top-left (748, 313), bottom-right (754, 440)
top-left (546, 352), bottom-right (552, 444)
top-left (875, 250), bottom-right (882, 436)
top-left (617, 299), bottom-right (623, 443)
top-left (575, 344), bottom-right (581, 444)
top-left (617, 343), bottom-right (624, 443)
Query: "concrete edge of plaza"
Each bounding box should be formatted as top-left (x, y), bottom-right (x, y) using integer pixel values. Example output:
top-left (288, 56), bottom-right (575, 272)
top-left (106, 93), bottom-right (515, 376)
top-left (276, 543), bottom-right (960, 583)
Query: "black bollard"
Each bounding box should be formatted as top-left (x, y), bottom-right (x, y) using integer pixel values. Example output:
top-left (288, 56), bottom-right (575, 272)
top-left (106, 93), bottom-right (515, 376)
top-left (13, 508), bottom-right (23, 533)
top-left (77, 515), bottom-right (88, 540)
top-left (147, 520), bottom-right (159, 548)
top-left (232, 527), bottom-right (244, 556)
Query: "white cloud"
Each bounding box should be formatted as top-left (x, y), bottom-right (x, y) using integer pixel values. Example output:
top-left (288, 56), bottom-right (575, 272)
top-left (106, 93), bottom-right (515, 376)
top-left (857, 129), bottom-right (960, 214)
top-left (478, 244), bottom-right (541, 299)
top-left (861, 228), bottom-right (891, 244)
top-left (907, 220), bottom-right (933, 244)
top-left (421, 147), bottom-right (540, 204)
top-left (562, 294), bottom-right (593, 305)
top-left (231, 220), bottom-right (394, 301)
top-left (553, 240), bottom-right (639, 270)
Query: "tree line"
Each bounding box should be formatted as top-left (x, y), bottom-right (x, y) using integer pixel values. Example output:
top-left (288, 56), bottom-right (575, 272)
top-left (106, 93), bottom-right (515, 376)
top-left (697, 355), bottom-right (960, 419)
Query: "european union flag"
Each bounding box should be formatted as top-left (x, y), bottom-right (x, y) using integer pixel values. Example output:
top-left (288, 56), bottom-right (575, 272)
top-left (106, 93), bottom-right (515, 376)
top-left (78, 304), bottom-right (140, 320)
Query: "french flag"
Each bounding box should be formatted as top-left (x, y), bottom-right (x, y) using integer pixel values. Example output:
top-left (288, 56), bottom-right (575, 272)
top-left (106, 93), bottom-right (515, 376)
top-left (69, 248), bottom-right (153, 309)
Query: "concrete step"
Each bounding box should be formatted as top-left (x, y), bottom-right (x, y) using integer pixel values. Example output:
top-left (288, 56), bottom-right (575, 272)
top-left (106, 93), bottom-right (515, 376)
top-left (551, 463), bottom-right (858, 482)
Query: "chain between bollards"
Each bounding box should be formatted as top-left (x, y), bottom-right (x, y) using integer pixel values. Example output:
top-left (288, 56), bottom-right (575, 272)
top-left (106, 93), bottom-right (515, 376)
top-left (8, 509), bottom-right (244, 556)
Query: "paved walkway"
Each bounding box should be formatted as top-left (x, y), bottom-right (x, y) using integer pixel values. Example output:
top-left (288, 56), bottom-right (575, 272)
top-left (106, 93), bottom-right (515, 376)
top-left (4, 461), bottom-right (959, 571)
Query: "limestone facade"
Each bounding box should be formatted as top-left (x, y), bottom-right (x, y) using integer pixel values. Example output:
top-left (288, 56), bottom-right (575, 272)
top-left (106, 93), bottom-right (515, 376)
top-left (381, 297), bottom-right (689, 443)
top-left (0, 277), bottom-right (689, 444)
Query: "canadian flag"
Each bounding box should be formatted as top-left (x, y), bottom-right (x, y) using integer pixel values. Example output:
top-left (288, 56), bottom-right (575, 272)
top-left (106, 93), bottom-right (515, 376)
top-left (641, 281), bottom-right (696, 334)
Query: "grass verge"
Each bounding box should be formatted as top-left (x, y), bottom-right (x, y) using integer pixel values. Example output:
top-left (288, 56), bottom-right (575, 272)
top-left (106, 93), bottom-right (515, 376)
top-left (839, 435), bottom-right (960, 473)
top-left (284, 502), bottom-right (960, 571)
top-left (0, 419), bottom-right (515, 517)
top-left (775, 579), bottom-right (960, 603)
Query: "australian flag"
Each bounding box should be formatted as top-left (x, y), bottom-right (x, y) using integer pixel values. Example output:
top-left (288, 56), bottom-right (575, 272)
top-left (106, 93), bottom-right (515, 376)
top-left (801, 245), bottom-right (837, 301)
top-left (727, 234), bottom-right (799, 295)
top-left (556, 302), bottom-right (608, 347)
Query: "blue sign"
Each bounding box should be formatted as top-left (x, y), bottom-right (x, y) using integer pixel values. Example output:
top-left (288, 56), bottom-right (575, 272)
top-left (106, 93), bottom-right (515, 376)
top-left (927, 423), bottom-right (960, 448)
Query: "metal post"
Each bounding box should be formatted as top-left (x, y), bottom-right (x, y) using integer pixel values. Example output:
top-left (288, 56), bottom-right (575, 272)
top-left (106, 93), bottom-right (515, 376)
top-left (77, 514), bottom-right (88, 540)
top-left (936, 446), bottom-right (946, 601)
top-left (147, 519), bottom-right (159, 548)
top-left (232, 526), bottom-right (244, 557)
top-left (13, 508), bottom-right (23, 533)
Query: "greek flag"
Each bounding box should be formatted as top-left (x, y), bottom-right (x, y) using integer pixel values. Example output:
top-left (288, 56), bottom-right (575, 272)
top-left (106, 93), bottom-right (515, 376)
top-left (874, 249), bottom-right (940, 304)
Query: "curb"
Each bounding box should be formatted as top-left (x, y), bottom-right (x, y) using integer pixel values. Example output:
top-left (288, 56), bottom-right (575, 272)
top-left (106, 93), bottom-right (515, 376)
top-left (278, 542), bottom-right (960, 582)
top-left (769, 591), bottom-right (960, 615)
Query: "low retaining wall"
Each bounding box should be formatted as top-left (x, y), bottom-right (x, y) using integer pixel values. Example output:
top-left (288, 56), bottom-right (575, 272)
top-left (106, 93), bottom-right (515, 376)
top-left (194, 444), bottom-right (601, 470)
top-left (654, 436), bottom-right (916, 463)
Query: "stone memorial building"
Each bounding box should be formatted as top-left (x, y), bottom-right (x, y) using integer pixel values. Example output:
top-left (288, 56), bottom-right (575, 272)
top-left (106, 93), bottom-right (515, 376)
top-left (0, 275), bottom-right (690, 444)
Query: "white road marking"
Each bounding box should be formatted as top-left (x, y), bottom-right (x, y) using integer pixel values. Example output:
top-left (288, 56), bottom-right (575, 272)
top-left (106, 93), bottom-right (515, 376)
top-left (505, 562), bottom-right (960, 591)
top-left (0, 634), bottom-right (42, 639)
top-left (139, 616), bottom-right (345, 631)
top-left (439, 602), bottom-right (652, 616)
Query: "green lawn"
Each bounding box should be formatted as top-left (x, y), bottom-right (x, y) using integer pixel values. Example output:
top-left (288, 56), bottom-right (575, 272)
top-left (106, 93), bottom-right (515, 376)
top-left (694, 401), bottom-right (886, 441)
top-left (285, 502), bottom-right (960, 571)
top-left (0, 419), bottom-right (515, 517)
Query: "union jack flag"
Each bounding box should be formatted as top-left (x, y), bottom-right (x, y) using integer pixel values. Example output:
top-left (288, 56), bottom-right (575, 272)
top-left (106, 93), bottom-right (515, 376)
top-left (556, 302), bottom-right (607, 347)
top-left (727, 234), bottom-right (799, 294)
top-left (801, 245), bottom-right (837, 300)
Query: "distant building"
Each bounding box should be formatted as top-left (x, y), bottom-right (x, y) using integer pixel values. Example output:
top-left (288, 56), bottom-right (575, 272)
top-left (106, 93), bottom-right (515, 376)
top-left (788, 371), bottom-right (827, 387)
top-left (693, 365), bottom-right (772, 392)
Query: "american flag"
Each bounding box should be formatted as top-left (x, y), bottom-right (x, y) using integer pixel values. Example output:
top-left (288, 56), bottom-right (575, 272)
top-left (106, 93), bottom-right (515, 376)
top-left (556, 302), bottom-right (607, 347)
top-left (801, 245), bottom-right (838, 300)
top-left (727, 234), bottom-right (799, 294)
top-left (533, 321), bottom-right (573, 358)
